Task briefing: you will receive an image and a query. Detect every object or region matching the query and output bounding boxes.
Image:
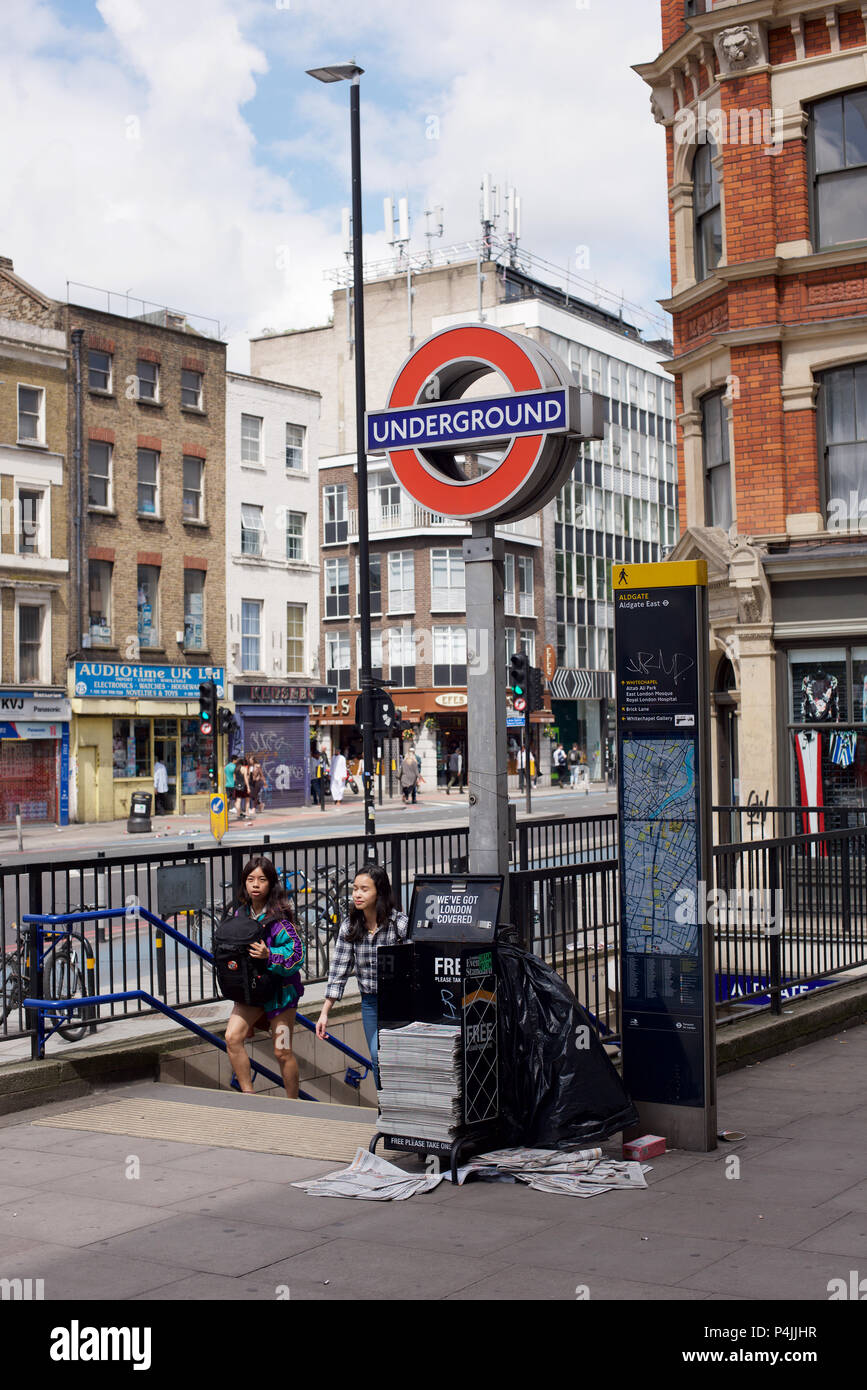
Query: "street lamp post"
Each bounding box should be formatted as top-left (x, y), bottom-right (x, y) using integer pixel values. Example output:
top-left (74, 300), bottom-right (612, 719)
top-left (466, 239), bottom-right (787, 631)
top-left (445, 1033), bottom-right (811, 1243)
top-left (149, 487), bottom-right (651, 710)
top-left (307, 61), bottom-right (376, 860)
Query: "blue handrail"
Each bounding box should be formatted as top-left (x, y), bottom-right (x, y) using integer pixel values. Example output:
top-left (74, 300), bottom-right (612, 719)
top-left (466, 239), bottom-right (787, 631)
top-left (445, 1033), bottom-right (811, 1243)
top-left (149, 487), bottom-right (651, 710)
top-left (22, 987), bottom-right (306, 1097)
top-left (22, 907), bottom-right (373, 1087)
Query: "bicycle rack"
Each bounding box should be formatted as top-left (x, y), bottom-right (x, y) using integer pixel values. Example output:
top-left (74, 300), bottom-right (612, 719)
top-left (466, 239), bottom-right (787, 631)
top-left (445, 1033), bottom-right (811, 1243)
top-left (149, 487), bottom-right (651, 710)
top-left (22, 908), bottom-right (374, 1095)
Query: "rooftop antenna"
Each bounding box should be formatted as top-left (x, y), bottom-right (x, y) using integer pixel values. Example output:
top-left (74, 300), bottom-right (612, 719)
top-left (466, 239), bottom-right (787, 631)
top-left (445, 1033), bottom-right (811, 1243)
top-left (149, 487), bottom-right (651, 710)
top-left (384, 195), bottom-right (410, 268)
top-left (480, 173), bottom-right (499, 259)
top-left (341, 207), bottom-right (352, 264)
top-left (424, 204), bottom-right (444, 263)
top-left (504, 184), bottom-right (521, 266)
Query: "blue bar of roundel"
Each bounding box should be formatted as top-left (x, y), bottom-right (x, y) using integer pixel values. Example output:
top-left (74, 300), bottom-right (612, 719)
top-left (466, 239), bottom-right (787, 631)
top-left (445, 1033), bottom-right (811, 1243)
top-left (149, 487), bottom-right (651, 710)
top-left (367, 389), bottom-right (566, 452)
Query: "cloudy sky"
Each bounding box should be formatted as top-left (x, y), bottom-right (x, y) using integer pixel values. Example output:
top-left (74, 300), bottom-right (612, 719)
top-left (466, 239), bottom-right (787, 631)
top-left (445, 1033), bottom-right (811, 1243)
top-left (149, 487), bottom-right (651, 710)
top-left (2, 0), bottom-right (671, 367)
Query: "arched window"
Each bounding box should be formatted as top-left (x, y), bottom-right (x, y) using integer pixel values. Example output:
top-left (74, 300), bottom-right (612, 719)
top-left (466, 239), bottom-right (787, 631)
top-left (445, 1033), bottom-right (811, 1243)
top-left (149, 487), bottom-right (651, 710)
top-left (693, 138), bottom-right (722, 281)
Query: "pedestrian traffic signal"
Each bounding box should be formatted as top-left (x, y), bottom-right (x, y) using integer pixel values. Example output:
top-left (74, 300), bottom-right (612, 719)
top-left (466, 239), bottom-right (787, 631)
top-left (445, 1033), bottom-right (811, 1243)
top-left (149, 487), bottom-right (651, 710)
top-left (355, 689), bottom-right (398, 737)
top-left (508, 651), bottom-right (529, 698)
top-left (528, 666), bottom-right (544, 712)
top-left (198, 681), bottom-right (217, 737)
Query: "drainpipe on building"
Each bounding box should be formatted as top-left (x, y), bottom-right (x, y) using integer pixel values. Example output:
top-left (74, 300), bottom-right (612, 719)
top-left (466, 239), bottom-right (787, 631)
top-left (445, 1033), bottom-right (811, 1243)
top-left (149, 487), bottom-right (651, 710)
top-left (70, 328), bottom-right (85, 651)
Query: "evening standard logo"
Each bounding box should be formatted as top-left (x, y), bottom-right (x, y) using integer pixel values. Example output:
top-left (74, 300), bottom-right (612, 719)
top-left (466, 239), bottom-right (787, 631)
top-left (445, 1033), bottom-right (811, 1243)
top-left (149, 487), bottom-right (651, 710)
top-left (50, 1321), bottom-right (151, 1370)
top-left (466, 951), bottom-right (492, 975)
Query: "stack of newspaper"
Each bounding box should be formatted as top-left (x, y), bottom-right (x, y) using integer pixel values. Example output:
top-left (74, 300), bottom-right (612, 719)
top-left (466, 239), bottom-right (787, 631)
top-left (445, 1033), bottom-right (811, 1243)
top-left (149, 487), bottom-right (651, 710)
top-left (376, 1021), bottom-right (463, 1142)
top-left (292, 1148), bottom-right (444, 1201)
top-left (449, 1146), bottom-right (649, 1196)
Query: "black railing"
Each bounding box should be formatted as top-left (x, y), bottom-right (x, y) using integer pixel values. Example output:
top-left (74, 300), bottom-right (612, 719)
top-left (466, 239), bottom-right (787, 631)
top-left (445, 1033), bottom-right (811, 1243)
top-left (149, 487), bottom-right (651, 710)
top-left (3, 810), bottom-right (865, 1047)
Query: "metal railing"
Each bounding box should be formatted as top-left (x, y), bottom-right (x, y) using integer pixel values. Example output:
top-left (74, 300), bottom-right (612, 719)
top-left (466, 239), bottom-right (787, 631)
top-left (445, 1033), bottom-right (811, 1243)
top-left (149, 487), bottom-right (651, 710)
top-left (19, 907), bottom-right (373, 1086)
top-left (4, 810), bottom-right (865, 1051)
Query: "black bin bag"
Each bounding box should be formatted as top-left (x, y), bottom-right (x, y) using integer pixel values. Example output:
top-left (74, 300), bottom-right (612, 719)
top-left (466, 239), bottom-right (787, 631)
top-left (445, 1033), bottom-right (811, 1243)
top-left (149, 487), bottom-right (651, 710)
top-left (495, 943), bottom-right (638, 1148)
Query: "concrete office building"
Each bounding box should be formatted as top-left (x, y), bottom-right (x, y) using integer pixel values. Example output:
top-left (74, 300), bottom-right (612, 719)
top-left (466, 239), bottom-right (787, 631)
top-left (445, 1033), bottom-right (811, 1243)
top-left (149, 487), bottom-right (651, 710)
top-left (251, 245), bottom-right (676, 780)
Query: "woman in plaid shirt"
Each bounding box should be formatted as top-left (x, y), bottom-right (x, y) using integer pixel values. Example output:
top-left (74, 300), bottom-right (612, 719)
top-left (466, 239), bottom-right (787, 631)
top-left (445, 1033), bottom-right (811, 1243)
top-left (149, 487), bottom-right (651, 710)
top-left (315, 863), bottom-right (408, 1086)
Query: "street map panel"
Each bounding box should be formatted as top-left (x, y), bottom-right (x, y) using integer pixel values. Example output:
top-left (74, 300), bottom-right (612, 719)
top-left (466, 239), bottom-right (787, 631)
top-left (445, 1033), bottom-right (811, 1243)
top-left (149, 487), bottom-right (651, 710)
top-left (622, 737), bottom-right (698, 956)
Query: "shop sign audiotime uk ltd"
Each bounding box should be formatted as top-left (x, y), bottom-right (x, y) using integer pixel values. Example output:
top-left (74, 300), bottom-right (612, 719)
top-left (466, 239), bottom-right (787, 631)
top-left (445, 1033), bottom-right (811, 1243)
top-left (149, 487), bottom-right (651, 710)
top-left (74, 664), bottom-right (225, 700)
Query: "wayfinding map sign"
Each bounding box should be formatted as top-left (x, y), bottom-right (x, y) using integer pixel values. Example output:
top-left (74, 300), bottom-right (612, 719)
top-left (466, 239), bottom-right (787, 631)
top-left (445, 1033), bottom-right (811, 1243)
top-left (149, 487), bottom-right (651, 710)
top-left (614, 560), bottom-right (716, 1151)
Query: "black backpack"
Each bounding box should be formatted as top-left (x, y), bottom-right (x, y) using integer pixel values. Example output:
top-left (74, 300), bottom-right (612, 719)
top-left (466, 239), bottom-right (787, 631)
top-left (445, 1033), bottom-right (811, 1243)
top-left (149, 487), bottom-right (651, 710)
top-left (213, 908), bottom-right (272, 1005)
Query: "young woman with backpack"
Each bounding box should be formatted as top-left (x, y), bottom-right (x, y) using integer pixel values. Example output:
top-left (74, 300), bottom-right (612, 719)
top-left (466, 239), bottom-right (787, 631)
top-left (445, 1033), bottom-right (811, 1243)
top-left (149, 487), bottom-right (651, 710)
top-left (315, 863), bottom-right (408, 1087)
top-left (221, 856), bottom-right (305, 1098)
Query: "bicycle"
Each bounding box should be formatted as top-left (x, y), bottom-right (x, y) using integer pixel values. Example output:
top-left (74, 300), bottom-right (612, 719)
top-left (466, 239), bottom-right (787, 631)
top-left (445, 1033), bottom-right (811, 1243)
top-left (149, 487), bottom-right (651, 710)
top-left (0, 924), bottom-right (93, 1042)
top-left (287, 866), bottom-right (351, 949)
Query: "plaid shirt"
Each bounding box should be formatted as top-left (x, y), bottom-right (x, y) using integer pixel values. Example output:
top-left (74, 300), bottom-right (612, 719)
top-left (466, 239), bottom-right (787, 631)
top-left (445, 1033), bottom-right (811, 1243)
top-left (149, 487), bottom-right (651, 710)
top-left (325, 910), bottom-right (409, 999)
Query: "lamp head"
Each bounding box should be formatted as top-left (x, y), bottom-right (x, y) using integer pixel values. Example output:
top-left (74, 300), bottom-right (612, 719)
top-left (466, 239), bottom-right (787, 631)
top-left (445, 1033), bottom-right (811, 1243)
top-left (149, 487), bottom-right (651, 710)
top-left (306, 61), bottom-right (364, 83)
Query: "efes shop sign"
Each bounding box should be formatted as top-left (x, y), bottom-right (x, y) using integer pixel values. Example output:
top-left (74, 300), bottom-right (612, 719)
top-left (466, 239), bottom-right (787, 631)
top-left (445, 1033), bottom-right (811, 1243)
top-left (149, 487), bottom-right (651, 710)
top-left (74, 663), bottom-right (225, 700)
top-left (366, 324), bottom-right (602, 524)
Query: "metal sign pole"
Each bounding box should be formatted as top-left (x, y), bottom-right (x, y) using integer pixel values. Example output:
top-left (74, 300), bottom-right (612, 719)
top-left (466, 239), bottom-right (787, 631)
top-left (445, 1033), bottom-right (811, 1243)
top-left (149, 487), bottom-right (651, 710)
top-left (464, 522), bottom-right (510, 920)
top-left (524, 711), bottom-right (532, 815)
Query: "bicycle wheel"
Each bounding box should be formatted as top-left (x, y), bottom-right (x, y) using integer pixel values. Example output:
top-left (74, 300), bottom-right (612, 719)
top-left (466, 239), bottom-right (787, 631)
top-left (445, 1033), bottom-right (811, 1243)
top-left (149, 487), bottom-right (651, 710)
top-left (0, 953), bottom-right (22, 1027)
top-left (296, 895), bottom-right (334, 954)
top-left (167, 909), bottom-right (216, 955)
top-left (43, 942), bottom-right (88, 1043)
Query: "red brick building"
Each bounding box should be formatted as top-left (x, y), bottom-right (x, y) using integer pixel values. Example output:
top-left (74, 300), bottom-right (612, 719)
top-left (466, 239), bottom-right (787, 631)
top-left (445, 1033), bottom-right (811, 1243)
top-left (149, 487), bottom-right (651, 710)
top-left (637, 0), bottom-right (867, 813)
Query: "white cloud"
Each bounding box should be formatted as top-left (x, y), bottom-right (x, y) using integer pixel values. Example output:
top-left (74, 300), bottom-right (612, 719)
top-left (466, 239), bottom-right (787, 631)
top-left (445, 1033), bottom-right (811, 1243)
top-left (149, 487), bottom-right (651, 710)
top-left (1, 0), bottom-right (672, 370)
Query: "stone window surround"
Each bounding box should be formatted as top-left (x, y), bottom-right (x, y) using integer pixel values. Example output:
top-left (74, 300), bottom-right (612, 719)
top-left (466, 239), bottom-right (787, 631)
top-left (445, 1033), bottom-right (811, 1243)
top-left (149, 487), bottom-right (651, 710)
top-left (677, 330), bottom-right (867, 537)
top-left (667, 45), bottom-right (867, 291)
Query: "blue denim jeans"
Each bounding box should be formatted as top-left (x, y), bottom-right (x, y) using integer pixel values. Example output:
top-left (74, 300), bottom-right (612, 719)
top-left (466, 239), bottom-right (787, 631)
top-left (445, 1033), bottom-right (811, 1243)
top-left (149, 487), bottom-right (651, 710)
top-left (360, 991), bottom-right (380, 1088)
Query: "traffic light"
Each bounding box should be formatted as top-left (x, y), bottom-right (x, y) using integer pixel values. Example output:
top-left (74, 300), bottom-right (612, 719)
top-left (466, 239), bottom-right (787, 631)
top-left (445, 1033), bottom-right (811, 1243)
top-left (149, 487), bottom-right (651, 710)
top-left (528, 666), bottom-right (544, 712)
top-left (218, 707), bottom-right (238, 738)
top-left (198, 681), bottom-right (217, 737)
top-left (508, 651), bottom-right (530, 698)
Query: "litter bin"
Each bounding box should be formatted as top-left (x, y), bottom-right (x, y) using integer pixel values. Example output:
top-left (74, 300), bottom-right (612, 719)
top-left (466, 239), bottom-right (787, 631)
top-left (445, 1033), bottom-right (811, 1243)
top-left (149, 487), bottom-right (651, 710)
top-left (127, 791), bottom-right (152, 834)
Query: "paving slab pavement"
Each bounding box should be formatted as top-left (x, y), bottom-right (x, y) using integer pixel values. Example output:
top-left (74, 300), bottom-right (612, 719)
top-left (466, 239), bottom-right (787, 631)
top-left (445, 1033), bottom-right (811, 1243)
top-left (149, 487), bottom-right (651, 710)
top-left (0, 1024), bottom-right (863, 1338)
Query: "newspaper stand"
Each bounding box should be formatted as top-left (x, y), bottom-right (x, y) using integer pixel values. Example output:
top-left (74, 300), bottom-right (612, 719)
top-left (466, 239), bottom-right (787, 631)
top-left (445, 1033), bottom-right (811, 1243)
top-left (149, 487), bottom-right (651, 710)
top-left (369, 875), bottom-right (503, 1181)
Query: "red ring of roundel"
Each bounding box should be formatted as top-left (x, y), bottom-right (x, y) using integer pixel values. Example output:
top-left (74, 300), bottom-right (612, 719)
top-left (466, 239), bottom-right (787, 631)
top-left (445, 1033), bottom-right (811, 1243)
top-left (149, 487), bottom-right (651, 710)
top-left (385, 325), bottom-right (547, 518)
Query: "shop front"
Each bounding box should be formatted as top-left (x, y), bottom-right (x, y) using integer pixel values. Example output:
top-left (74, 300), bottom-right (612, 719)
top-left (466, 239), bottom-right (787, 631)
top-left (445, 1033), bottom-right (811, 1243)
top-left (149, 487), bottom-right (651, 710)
top-left (550, 668), bottom-right (614, 781)
top-left (0, 692), bottom-right (70, 825)
top-left (231, 684), bottom-right (312, 809)
top-left (71, 662), bottom-right (225, 823)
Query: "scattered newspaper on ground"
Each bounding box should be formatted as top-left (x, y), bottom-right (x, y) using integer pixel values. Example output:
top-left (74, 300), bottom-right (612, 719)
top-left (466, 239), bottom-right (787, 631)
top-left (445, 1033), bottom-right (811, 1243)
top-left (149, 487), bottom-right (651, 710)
top-left (292, 1144), bottom-right (648, 1201)
top-left (446, 1147), bottom-right (649, 1196)
top-left (292, 1147), bottom-right (444, 1201)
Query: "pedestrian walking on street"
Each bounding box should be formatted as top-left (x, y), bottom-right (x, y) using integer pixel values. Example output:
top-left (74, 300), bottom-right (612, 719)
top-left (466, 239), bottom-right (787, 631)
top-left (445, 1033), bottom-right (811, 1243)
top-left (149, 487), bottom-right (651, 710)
top-left (553, 742), bottom-right (568, 787)
top-left (248, 755), bottom-right (266, 815)
top-left (153, 757), bottom-right (169, 815)
top-left (446, 745), bottom-right (463, 793)
top-left (225, 755), bottom-right (237, 814)
top-left (316, 864), bottom-right (408, 1088)
top-left (330, 749), bottom-right (348, 805)
top-left (400, 747), bottom-right (419, 804)
top-left (223, 856), bottom-right (305, 1099)
top-left (234, 756), bottom-right (251, 819)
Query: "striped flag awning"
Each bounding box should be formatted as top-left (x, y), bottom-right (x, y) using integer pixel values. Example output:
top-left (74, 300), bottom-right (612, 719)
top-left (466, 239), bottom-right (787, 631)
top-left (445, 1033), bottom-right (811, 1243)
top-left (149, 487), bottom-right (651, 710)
top-left (550, 668), bottom-right (614, 701)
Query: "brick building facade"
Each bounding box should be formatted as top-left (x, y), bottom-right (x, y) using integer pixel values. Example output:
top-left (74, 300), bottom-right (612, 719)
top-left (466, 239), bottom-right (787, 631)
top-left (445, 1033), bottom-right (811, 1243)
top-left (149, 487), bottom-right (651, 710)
top-left (0, 258), bottom-right (71, 823)
top-left (638, 0), bottom-right (867, 812)
top-left (62, 300), bottom-right (227, 822)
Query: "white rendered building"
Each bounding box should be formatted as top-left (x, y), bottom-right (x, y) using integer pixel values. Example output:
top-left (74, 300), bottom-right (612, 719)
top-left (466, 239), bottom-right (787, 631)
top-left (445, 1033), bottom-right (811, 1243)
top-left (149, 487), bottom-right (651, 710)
top-left (225, 371), bottom-right (321, 807)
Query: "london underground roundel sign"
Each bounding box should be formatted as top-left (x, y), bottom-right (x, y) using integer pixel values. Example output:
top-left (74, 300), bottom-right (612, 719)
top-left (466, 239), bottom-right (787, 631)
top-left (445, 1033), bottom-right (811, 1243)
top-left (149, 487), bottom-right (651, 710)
top-left (366, 324), bottom-right (601, 524)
